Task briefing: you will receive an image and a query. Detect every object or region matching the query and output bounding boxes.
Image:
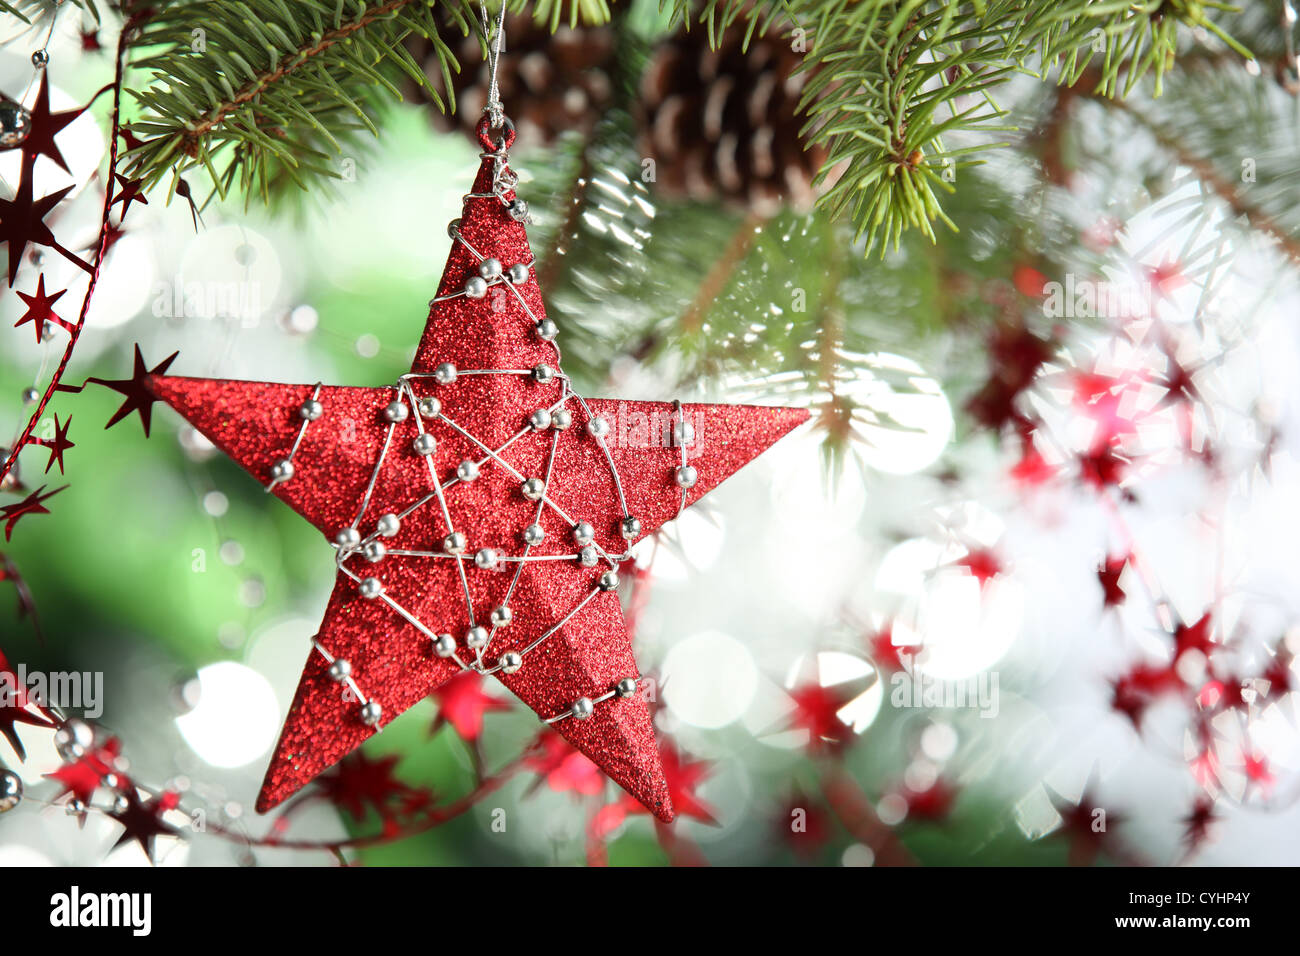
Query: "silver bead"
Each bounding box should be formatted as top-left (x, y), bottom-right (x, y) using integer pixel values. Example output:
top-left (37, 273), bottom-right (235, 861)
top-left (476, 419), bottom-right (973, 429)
top-left (434, 362), bottom-right (458, 384)
top-left (299, 399), bottom-right (323, 421)
top-left (474, 548), bottom-right (498, 570)
top-left (507, 263), bottom-right (529, 284)
top-left (457, 460), bottom-right (479, 482)
top-left (491, 605), bottom-right (513, 627)
top-left (444, 531), bottom-right (467, 554)
top-left (363, 540), bottom-right (386, 563)
top-left (552, 408), bottom-right (573, 430)
top-left (675, 464), bottom-right (698, 488)
top-left (537, 319), bottom-right (559, 341)
top-left (674, 420), bottom-right (696, 445)
top-left (466, 625), bottom-right (489, 649)
top-left (587, 415), bottom-right (609, 439)
top-left (358, 577), bottom-right (384, 599)
top-left (0, 770), bottom-right (23, 813)
top-left (360, 701), bottom-right (383, 726)
top-left (31, 49), bottom-right (49, 69)
top-left (599, 570), bottom-right (620, 592)
top-left (376, 513), bottom-right (401, 537)
top-left (574, 521), bottom-right (595, 545)
top-left (579, 546), bottom-right (599, 567)
top-left (499, 650), bottom-right (523, 674)
top-left (383, 400), bottom-right (408, 423)
top-left (335, 527), bottom-right (361, 550)
top-left (54, 719), bottom-right (94, 760)
top-left (524, 523), bottom-right (545, 546)
top-left (521, 477), bottom-right (546, 501)
top-left (533, 363), bottom-right (555, 384)
top-left (478, 257), bottom-right (503, 279)
top-left (571, 697), bottom-right (594, 720)
top-left (464, 275), bottom-right (489, 299)
top-left (529, 408), bottom-right (552, 431)
top-left (447, 218), bottom-right (462, 238)
top-left (269, 459), bottom-right (295, 482)
top-left (412, 432), bottom-right (436, 456)
top-left (418, 396), bottom-right (441, 419)
top-left (620, 516), bottom-right (642, 540)
top-left (508, 199), bottom-right (529, 221)
top-left (66, 798), bottom-right (85, 817)
top-left (328, 659), bottom-right (352, 682)
top-left (616, 677), bottom-right (639, 699)
top-left (433, 633), bottom-right (457, 658)
top-left (21, 387), bottom-right (39, 405)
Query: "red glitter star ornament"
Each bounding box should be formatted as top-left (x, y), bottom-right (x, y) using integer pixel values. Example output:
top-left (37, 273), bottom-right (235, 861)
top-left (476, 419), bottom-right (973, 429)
top-left (146, 122), bottom-right (807, 822)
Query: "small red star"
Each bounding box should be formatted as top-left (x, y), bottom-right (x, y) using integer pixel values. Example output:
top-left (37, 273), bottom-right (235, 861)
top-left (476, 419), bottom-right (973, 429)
top-left (314, 751), bottom-right (432, 822)
top-left (785, 683), bottom-right (855, 754)
top-left (866, 622), bottom-right (913, 673)
top-left (63, 344), bottom-right (179, 436)
top-left (0, 73), bottom-right (84, 174)
top-left (0, 553), bottom-right (43, 639)
top-left (45, 737), bottom-right (123, 804)
top-left (776, 787), bottom-right (832, 857)
top-left (80, 29), bottom-right (102, 52)
top-left (1147, 257), bottom-right (1188, 299)
top-left (107, 790), bottom-right (183, 863)
top-left (524, 729), bottom-right (603, 797)
top-left (110, 173), bottom-right (149, 219)
top-left (1180, 794), bottom-right (1219, 853)
top-left (32, 413), bottom-right (75, 474)
top-left (1260, 643), bottom-right (1294, 702)
top-left (429, 670), bottom-right (510, 741)
top-left (1045, 775), bottom-right (1127, 866)
top-left (14, 274), bottom-right (68, 342)
top-left (0, 648), bottom-right (55, 760)
top-left (0, 172), bottom-right (76, 286)
top-left (952, 546), bottom-right (1003, 588)
top-left (1079, 442), bottom-right (1128, 489)
top-left (0, 483), bottom-right (66, 541)
top-left (1173, 612), bottom-right (1215, 658)
top-left (1010, 435), bottom-right (1058, 486)
top-left (1111, 662), bottom-right (1181, 730)
top-left (1156, 349), bottom-right (1200, 409)
top-left (1097, 554), bottom-right (1128, 608)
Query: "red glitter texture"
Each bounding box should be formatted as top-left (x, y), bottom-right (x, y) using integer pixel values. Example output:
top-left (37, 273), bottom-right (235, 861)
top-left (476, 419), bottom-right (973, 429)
top-left (147, 152), bottom-right (807, 822)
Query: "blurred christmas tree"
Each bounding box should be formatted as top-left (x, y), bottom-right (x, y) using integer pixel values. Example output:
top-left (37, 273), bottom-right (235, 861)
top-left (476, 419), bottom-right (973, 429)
top-left (1, 0), bottom-right (1299, 867)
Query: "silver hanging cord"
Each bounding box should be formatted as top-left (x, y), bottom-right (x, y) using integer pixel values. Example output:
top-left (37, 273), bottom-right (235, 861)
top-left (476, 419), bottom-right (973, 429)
top-left (478, 1), bottom-right (509, 129)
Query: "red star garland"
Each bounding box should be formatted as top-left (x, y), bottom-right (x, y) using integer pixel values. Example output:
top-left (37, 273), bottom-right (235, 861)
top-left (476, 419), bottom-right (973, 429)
top-left (14, 274), bottom-right (69, 342)
top-left (145, 125), bottom-right (807, 821)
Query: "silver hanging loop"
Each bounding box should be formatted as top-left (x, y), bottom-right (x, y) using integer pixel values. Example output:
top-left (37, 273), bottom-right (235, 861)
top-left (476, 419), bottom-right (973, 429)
top-left (478, 1), bottom-right (508, 129)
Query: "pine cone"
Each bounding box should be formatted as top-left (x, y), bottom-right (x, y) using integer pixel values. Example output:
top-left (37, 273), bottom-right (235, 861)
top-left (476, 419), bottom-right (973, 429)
top-left (406, 14), bottom-right (616, 147)
top-left (636, 29), bottom-right (826, 214)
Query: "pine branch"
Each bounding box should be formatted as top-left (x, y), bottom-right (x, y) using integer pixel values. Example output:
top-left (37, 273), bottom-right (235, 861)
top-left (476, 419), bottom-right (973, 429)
top-left (664, 0), bottom-right (1252, 255)
top-left (117, 1), bottom-right (607, 206)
